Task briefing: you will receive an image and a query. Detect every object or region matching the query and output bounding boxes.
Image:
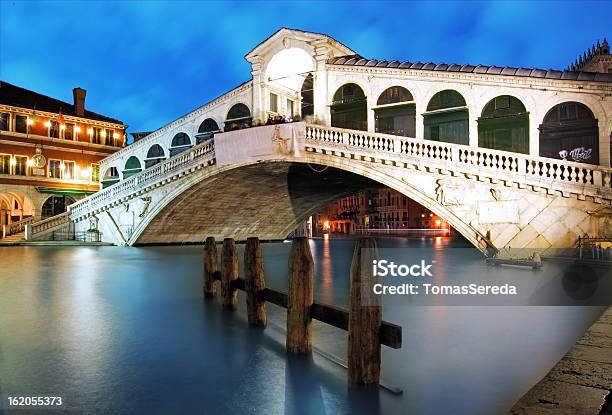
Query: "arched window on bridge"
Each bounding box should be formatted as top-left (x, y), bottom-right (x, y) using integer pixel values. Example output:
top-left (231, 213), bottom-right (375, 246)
top-left (196, 118), bottom-right (219, 144)
top-left (123, 156), bottom-right (142, 179)
top-left (301, 73), bottom-right (314, 119)
top-left (539, 102), bottom-right (599, 164)
top-left (424, 90), bottom-right (468, 145)
top-left (330, 83), bottom-right (367, 131)
top-left (374, 86), bottom-right (415, 137)
top-left (42, 195), bottom-right (76, 219)
top-left (145, 144), bottom-right (166, 168)
top-left (169, 133), bottom-right (192, 157)
top-left (225, 104), bottom-right (252, 132)
top-left (478, 95), bottom-right (529, 154)
top-left (101, 166), bottom-right (119, 188)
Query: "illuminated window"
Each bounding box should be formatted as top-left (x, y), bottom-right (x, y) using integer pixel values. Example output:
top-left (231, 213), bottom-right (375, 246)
top-left (0, 154), bottom-right (10, 174)
top-left (92, 127), bottom-right (102, 144)
top-left (14, 156), bottom-right (27, 176)
top-left (15, 115), bottom-right (28, 134)
top-left (0, 113), bottom-right (9, 131)
top-left (64, 123), bottom-right (74, 140)
top-left (63, 161), bottom-right (75, 179)
top-left (48, 159), bottom-right (61, 178)
top-left (91, 164), bottom-right (100, 182)
top-left (49, 120), bottom-right (59, 138)
top-left (106, 129), bottom-right (114, 145)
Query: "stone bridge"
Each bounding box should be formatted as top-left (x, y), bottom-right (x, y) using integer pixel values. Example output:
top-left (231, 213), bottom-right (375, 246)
top-left (24, 29), bottom-right (612, 254)
top-left (28, 122), bottom-right (612, 255)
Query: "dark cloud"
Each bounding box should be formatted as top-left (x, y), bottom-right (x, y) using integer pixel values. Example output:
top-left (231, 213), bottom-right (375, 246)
top-left (1, 0), bottom-right (609, 134)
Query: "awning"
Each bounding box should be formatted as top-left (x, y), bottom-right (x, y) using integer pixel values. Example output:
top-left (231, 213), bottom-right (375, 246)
top-left (35, 187), bottom-right (97, 196)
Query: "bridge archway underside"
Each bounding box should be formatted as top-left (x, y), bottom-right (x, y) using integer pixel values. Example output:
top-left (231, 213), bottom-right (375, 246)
top-left (135, 163), bottom-right (378, 244)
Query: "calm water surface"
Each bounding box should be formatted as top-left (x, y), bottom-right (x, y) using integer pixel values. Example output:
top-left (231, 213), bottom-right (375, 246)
top-left (0, 237), bottom-right (604, 414)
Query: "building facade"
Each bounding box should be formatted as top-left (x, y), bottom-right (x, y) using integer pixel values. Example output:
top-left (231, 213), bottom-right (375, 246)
top-left (0, 81), bottom-right (126, 236)
top-left (313, 188), bottom-right (449, 235)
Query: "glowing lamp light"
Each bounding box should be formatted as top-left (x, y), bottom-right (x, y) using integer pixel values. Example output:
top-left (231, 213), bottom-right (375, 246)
top-left (60, 162), bottom-right (65, 171)
top-left (44, 120), bottom-right (51, 128)
top-left (9, 157), bottom-right (16, 166)
top-left (75, 126), bottom-right (81, 133)
top-left (429, 213), bottom-right (433, 217)
top-left (60, 124), bottom-right (66, 130)
top-left (87, 128), bottom-right (93, 135)
top-left (80, 167), bottom-right (91, 179)
top-left (26, 118), bottom-right (34, 125)
top-left (421, 213), bottom-right (425, 218)
top-left (26, 159), bottom-right (33, 167)
top-left (435, 219), bottom-right (442, 227)
top-left (101, 130), bottom-right (107, 138)
top-left (113, 132), bottom-right (119, 139)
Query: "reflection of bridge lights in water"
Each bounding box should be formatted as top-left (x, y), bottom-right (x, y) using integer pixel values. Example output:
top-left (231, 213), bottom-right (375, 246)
top-left (321, 235), bottom-right (332, 288)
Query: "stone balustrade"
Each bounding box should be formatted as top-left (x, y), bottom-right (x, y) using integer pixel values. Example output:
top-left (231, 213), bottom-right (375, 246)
top-left (304, 124), bottom-right (612, 201)
top-left (2, 216), bottom-right (34, 237)
top-left (25, 212), bottom-right (70, 240)
top-left (69, 139), bottom-right (216, 218)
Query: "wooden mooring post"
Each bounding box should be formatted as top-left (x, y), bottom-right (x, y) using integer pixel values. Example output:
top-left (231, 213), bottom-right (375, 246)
top-left (245, 237), bottom-right (267, 326)
top-left (202, 235), bottom-right (401, 387)
top-left (203, 236), bottom-right (218, 298)
top-left (286, 237), bottom-right (314, 353)
top-left (221, 238), bottom-right (238, 308)
top-left (348, 238), bottom-right (382, 385)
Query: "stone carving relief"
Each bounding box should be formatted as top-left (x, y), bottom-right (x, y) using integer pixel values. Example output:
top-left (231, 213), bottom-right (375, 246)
top-left (139, 196), bottom-right (152, 218)
top-left (88, 215), bottom-right (99, 231)
top-left (435, 178), bottom-right (464, 206)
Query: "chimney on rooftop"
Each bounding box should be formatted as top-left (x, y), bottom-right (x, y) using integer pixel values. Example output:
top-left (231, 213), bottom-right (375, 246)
top-left (73, 87), bottom-right (86, 117)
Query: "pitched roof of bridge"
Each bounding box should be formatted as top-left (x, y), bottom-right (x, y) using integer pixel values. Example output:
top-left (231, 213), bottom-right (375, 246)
top-left (328, 55), bottom-right (612, 83)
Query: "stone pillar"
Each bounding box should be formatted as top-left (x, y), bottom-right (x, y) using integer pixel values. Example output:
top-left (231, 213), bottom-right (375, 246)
top-left (529, 116), bottom-right (540, 157)
top-left (469, 117), bottom-right (479, 148)
top-left (415, 100), bottom-right (425, 140)
top-left (366, 86), bottom-right (376, 133)
top-left (313, 42), bottom-right (330, 126)
top-left (248, 56), bottom-right (266, 125)
top-left (599, 126), bottom-right (611, 167)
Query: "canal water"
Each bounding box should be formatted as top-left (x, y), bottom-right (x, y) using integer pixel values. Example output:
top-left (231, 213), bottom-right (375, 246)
top-left (0, 237), bottom-right (605, 414)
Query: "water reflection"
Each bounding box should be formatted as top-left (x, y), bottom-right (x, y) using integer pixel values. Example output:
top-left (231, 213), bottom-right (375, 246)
top-left (0, 241), bottom-right (605, 415)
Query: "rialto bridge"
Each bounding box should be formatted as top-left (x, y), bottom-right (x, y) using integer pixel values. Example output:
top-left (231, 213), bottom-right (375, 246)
top-left (25, 28), bottom-right (612, 255)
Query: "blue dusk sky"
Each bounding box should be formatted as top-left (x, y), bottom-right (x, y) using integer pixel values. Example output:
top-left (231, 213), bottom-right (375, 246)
top-left (1, 0), bottom-right (610, 136)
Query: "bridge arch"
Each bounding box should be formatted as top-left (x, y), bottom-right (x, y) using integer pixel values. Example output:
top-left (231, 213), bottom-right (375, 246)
top-left (373, 86), bottom-right (416, 137)
top-left (169, 132), bottom-right (192, 156)
top-left (123, 156), bottom-right (142, 179)
top-left (539, 101), bottom-right (599, 165)
top-left (101, 166), bottom-right (120, 188)
top-left (195, 118), bottom-right (220, 144)
top-left (225, 103), bottom-right (252, 132)
top-left (264, 47), bottom-right (315, 94)
top-left (423, 89), bottom-right (469, 145)
top-left (145, 144), bottom-right (167, 168)
top-left (478, 95), bottom-right (530, 154)
top-left (330, 83), bottom-right (368, 131)
top-left (127, 157), bottom-right (489, 252)
top-left (41, 194), bottom-right (75, 219)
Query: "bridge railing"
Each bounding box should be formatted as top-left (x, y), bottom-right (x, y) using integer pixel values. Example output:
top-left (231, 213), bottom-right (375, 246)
top-left (2, 216), bottom-right (34, 237)
top-left (69, 139), bottom-right (216, 218)
top-left (304, 124), bottom-right (612, 193)
top-left (25, 212), bottom-right (70, 240)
